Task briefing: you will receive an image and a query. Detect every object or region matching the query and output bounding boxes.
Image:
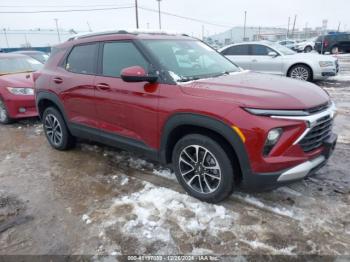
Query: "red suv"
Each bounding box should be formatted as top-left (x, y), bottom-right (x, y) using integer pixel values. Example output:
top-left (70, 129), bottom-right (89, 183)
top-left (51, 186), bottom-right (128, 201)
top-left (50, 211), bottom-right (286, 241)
top-left (35, 31), bottom-right (337, 203)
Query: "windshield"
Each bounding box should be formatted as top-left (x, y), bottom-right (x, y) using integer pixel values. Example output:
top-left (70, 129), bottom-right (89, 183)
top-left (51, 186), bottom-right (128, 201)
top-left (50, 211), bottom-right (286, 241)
top-left (270, 43), bottom-right (296, 55)
top-left (141, 39), bottom-right (239, 82)
top-left (0, 56), bottom-right (43, 75)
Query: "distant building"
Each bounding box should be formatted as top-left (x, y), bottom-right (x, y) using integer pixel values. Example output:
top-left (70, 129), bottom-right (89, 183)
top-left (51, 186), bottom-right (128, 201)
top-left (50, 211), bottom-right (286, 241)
top-left (0, 29), bottom-right (82, 48)
top-left (206, 26), bottom-right (337, 47)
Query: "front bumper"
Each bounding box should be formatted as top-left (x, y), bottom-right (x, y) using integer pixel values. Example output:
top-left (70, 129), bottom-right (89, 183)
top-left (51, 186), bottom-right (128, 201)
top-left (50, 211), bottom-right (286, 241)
top-left (4, 95), bottom-right (38, 119)
top-left (314, 65), bottom-right (339, 80)
top-left (240, 133), bottom-right (337, 191)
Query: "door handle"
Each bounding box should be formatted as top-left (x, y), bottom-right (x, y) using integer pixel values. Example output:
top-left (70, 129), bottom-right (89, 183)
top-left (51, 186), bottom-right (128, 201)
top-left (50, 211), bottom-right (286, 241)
top-left (96, 83), bottom-right (111, 91)
top-left (53, 77), bottom-right (63, 84)
top-left (252, 59), bottom-right (258, 62)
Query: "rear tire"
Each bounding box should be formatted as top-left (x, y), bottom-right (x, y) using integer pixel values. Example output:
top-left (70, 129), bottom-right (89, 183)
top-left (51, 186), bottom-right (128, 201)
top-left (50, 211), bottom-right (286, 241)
top-left (0, 98), bottom-right (13, 124)
top-left (43, 107), bottom-right (76, 150)
top-left (288, 64), bottom-right (312, 81)
top-left (331, 46), bottom-right (339, 54)
top-left (172, 134), bottom-right (235, 203)
top-left (304, 46), bottom-right (312, 53)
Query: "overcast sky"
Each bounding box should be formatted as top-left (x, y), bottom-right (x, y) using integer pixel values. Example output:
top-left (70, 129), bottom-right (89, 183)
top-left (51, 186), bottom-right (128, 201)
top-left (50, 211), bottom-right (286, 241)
top-left (0, 0), bottom-right (349, 37)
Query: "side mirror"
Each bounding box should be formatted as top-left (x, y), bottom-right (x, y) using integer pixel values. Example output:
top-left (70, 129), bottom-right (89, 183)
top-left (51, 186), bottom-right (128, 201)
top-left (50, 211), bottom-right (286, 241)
top-left (121, 66), bottom-right (158, 83)
top-left (268, 51), bottom-right (278, 57)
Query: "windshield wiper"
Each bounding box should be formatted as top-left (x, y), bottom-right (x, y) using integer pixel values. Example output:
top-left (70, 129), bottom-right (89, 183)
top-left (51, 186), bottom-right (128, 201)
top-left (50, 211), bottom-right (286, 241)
top-left (177, 76), bottom-right (201, 82)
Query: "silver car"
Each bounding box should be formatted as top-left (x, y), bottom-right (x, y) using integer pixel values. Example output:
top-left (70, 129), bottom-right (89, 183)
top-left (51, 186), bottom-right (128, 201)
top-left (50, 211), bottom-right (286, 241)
top-left (219, 41), bottom-right (339, 81)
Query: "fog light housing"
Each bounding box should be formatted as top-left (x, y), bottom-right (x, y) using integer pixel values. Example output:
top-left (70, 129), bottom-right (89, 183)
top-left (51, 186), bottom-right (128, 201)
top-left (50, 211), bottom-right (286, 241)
top-left (263, 128), bottom-right (283, 156)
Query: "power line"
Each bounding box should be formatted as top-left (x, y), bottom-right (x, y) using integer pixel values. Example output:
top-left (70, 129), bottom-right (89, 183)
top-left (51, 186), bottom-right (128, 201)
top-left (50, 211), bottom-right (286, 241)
top-left (0, 6), bottom-right (134, 13)
top-left (138, 6), bottom-right (232, 28)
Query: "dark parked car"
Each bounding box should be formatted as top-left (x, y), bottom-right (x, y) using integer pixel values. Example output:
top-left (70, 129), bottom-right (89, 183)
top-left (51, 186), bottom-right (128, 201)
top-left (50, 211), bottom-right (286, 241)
top-left (13, 50), bottom-right (49, 64)
top-left (35, 30), bottom-right (337, 203)
top-left (315, 33), bottom-right (350, 54)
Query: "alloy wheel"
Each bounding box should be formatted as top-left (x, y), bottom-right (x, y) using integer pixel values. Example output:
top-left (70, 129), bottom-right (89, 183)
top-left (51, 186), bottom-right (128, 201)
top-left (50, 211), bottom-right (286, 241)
top-left (178, 145), bottom-right (222, 194)
top-left (290, 66), bottom-right (309, 80)
top-left (44, 114), bottom-right (63, 146)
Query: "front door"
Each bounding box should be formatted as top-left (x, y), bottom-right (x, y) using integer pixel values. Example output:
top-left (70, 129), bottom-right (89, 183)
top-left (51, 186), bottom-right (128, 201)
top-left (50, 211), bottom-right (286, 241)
top-left (94, 41), bottom-right (159, 148)
top-left (249, 44), bottom-right (283, 75)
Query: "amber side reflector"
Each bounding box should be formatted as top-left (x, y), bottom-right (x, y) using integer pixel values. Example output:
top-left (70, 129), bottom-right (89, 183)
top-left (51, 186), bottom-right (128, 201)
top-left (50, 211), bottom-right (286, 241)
top-left (232, 126), bottom-right (246, 143)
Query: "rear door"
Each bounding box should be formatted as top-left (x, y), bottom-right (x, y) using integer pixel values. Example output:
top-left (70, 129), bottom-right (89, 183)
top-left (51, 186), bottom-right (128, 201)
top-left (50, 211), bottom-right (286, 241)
top-left (337, 34), bottom-right (350, 52)
top-left (94, 41), bottom-right (159, 147)
top-left (55, 43), bottom-right (99, 128)
top-left (221, 45), bottom-right (251, 70)
top-left (249, 44), bottom-right (284, 75)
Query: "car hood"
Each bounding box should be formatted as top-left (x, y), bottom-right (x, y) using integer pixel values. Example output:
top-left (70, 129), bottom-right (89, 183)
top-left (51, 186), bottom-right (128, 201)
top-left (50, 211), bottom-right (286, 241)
top-left (0, 73), bottom-right (34, 88)
top-left (180, 71), bottom-right (330, 109)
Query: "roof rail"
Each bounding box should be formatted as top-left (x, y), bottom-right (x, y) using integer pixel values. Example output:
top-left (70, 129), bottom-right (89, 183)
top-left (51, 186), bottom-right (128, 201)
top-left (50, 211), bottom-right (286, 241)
top-left (67, 29), bottom-right (188, 41)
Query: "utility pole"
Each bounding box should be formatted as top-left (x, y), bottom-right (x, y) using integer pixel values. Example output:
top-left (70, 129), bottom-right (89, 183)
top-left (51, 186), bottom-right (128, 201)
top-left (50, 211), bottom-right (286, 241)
top-left (287, 16), bottom-right (290, 39)
top-left (54, 18), bottom-right (61, 43)
top-left (202, 25), bottom-right (205, 40)
top-left (258, 26), bottom-right (261, 40)
top-left (135, 0), bottom-right (139, 29)
top-left (87, 21), bottom-right (92, 32)
top-left (305, 22), bottom-right (308, 39)
top-left (3, 29), bottom-right (9, 48)
top-left (337, 22), bottom-right (341, 32)
top-left (156, 0), bottom-right (162, 30)
top-left (243, 11), bottom-right (247, 41)
top-left (291, 15), bottom-right (297, 39)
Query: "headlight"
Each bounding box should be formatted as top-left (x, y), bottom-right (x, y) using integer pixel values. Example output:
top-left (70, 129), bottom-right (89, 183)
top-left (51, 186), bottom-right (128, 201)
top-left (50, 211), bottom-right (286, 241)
top-left (319, 61), bottom-right (334, 67)
top-left (263, 128), bottom-right (283, 156)
top-left (244, 108), bottom-right (309, 116)
top-left (6, 87), bottom-right (34, 95)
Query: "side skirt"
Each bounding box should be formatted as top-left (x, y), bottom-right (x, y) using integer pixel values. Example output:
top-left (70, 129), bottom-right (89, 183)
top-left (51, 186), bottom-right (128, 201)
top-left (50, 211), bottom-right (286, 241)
top-left (69, 123), bottom-right (159, 162)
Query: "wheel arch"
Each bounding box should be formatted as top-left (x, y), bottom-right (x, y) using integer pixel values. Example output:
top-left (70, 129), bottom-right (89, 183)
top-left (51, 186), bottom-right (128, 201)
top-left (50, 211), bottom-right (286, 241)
top-left (36, 91), bottom-right (68, 122)
top-left (160, 113), bottom-right (252, 183)
top-left (287, 62), bottom-right (314, 80)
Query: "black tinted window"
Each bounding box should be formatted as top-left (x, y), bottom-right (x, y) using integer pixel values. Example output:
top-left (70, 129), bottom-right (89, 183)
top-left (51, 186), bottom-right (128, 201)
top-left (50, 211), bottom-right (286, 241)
top-left (338, 34), bottom-right (350, 41)
top-left (222, 45), bottom-right (250, 55)
top-left (102, 42), bottom-right (148, 77)
top-left (251, 45), bottom-right (273, 56)
top-left (66, 44), bottom-right (97, 74)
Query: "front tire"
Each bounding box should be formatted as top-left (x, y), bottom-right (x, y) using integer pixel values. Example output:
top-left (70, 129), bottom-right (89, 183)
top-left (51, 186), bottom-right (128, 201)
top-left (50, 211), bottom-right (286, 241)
top-left (0, 98), bottom-right (13, 124)
top-left (172, 134), bottom-right (235, 203)
top-left (43, 107), bottom-right (75, 150)
top-left (288, 64), bottom-right (312, 81)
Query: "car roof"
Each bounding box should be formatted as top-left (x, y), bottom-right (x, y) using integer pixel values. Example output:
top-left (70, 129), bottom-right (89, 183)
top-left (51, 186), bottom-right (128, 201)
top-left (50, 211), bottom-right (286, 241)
top-left (0, 53), bottom-right (29, 59)
top-left (13, 50), bottom-right (46, 55)
top-left (219, 41), bottom-right (273, 51)
top-left (57, 29), bottom-right (194, 48)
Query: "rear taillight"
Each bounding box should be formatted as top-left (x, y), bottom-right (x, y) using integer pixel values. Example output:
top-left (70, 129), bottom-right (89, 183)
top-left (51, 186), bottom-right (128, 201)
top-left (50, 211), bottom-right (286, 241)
top-left (324, 40), bottom-right (329, 47)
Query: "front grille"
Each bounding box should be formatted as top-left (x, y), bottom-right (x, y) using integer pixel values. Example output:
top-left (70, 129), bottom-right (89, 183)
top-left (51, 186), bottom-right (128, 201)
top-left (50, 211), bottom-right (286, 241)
top-left (299, 115), bottom-right (333, 152)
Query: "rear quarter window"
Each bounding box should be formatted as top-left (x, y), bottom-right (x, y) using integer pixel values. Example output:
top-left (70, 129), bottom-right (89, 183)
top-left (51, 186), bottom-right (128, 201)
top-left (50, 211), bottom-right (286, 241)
top-left (65, 43), bottom-right (98, 75)
top-left (222, 45), bottom-right (250, 56)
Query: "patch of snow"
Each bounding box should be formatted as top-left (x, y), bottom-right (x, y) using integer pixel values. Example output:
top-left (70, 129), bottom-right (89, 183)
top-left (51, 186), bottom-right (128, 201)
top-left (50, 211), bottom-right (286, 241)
top-left (338, 134), bottom-right (350, 144)
top-left (82, 214), bottom-right (92, 224)
top-left (168, 71), bottom-right (182, 82)
top-left (329, 74), bottom-right (350, 81)
top-left (152, 168), bottom-right (176, 180)
top-left (100, 182), bottom-right (238, 248)
top-left (233, 193), bottom-right (298, 219)
top-left (241, 240), bottom-right (296, 255)
top-left (191, 248), bottom-right (215, 255)
top-left (120, 176), bottom-right (129, 186)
